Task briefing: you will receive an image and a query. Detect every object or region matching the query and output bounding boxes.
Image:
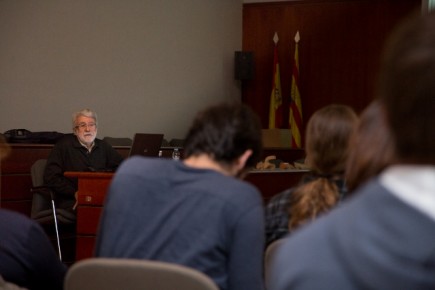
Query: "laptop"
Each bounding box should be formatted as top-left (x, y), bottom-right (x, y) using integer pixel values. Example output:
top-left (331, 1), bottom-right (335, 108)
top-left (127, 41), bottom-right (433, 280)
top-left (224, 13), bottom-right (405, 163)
top-left (128, 133), bottom-right (164, 157)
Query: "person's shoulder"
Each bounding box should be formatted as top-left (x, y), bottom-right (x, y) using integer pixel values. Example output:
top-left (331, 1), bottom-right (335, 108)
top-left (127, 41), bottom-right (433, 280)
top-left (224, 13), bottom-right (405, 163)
top-left (0, 208), bottom-right (28, 220)
top-left (117, 156), bottom-right (169, 174)
top-left (266, 187), bottom-right (294, 207)
top-left (345, 178), bottom-right (389, 205)
top-left (207, 174), bottom-right (263, 208)
top-left (0, 209), bottom-right (35, 229)
top-left (215, 172), bottom-right (259, 193)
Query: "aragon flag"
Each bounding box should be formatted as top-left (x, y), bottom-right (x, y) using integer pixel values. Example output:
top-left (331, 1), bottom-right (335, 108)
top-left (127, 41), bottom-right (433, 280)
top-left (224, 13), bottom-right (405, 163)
top-left (289, 31), bottom-right (303, 148)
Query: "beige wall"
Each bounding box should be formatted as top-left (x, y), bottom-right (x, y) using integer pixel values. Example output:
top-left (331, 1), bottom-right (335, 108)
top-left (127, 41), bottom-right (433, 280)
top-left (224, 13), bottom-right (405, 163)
top-left (0, 0), bottom-right (243, 140)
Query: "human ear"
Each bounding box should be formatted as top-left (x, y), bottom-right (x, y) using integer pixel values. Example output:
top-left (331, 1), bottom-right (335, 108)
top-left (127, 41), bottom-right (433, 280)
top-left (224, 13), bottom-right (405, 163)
top-left (236, 149), bottom-right (253, 172)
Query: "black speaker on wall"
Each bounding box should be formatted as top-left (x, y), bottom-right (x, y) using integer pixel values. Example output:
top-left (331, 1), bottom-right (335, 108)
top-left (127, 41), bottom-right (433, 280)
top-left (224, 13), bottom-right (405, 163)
top-left (235, 51), bottom-right (254, 80)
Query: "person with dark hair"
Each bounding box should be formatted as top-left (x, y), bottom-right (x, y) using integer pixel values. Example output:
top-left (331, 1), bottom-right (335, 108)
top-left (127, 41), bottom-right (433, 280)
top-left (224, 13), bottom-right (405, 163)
top-left (265, 104), bottom-right (358, 246)
top-left (269, 11), bottom-right (435, 290)
top-left (44, 108), bottom-right (123, 213)
top-left (0, 136), bottom-right (67, 290)
top-left (95, 102), bottom-right (265, 290)
top-left (345, 100), bottom-right (396, 193)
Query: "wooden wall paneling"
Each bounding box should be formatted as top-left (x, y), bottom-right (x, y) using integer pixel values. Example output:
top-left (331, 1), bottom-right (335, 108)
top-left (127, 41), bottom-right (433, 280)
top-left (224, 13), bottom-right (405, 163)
top-left (1, 175), bottom-right (32, 200)
top-left (1, 144), bottom-right (53, 173)
top-left (242, 0), bottom-right (420, 136)
top-left (0, 200), bottom-right (31, 215)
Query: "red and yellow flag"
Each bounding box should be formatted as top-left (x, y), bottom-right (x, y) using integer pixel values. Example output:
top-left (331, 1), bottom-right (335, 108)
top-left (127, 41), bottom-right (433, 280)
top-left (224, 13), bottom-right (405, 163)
top-left (289, 31), bottom-right (303, 148)
top-left (269, 33), bottom-right (283, 129)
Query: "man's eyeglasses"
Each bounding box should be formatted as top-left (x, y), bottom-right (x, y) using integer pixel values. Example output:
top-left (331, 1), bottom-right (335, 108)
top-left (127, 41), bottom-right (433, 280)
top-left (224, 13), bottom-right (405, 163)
top-left (75, 123), bottom-right (97, 130)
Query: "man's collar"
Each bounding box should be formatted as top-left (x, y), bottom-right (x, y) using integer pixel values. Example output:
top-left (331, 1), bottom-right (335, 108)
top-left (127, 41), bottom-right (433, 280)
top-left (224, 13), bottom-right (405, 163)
top-left (381, 165), bottom-right (435, 222)
top-left (75, 135), bottom-right (95, 152)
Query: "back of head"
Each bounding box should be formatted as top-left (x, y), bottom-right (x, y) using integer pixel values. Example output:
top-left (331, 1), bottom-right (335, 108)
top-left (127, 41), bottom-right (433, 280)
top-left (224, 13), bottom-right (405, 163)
top-left (378, 12), bottom-right (435, 164)
top-left (305, 104), bottom-right (359, 174)
top-left (345, 100), bottom-right (396, 192)
top-left (183, 102), bottom-right (263, 168)
top-left (289, 104), bottom-right (358, 230)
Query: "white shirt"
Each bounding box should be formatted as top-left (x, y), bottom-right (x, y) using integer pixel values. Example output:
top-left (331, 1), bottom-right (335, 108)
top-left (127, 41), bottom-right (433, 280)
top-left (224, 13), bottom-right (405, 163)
top-left (380, 165), bottom-right (435, 222)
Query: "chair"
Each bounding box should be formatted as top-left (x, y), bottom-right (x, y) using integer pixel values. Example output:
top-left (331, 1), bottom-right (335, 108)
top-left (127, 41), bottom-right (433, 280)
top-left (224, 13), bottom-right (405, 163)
top-left (30, 159), bottom-right (76, 261)
top-left (264, 238), bottom-right (286, 289)
top-left (0, 275), bottom-right (26, 290)
top-left (64, 258), bottom-right (220, 290)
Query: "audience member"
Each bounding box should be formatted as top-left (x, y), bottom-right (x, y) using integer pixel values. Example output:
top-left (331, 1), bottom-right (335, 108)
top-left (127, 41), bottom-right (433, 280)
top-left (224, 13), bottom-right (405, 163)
top-left (264, 104), bottom-right (358, 246)
top-left (95, 102), bottom-right (265, 290)
top-left (0, 136), bottom-right (67, 290)
top-left (44, 108), bottom-right (123, 212)
top-left (269, 11), bottom-right (435, 290)
top-left (345, 100), bottom-right (396, 193)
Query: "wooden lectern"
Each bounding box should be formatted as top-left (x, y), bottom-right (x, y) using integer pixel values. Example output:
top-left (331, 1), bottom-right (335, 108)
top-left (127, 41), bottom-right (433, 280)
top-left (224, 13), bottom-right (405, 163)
top-left (64, 171), bottom-right (114, 261)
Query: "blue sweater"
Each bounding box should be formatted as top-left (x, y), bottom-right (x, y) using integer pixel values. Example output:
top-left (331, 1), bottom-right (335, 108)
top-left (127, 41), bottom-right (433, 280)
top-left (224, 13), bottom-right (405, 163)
top-left (269, 179), bottom-right (435, 290)
top-left (0, 209), bottom-right (66, 290)
top-left (96, 156), bottom-right (265, 290)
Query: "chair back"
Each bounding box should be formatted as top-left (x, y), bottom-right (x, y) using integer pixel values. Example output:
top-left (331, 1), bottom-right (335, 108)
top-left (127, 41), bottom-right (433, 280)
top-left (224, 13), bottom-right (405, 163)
top-left (30, 159), bottom-right (52, 221)
top-left (64, 258), bottom-right (219, 290)
top-left (30, 159), bottom-right (76, 223)
top-left (31, 159), bottom-right (47, 187)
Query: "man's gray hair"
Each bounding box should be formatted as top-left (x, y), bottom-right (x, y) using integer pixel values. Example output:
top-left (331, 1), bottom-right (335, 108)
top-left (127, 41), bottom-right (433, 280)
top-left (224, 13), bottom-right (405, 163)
top-left (72, 108), bottom-right (98, 130)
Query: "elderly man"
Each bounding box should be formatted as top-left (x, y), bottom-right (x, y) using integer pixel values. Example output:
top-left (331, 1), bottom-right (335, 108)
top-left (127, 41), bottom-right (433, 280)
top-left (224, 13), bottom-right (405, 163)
top-left (44, 108), bottom-right (123, 213)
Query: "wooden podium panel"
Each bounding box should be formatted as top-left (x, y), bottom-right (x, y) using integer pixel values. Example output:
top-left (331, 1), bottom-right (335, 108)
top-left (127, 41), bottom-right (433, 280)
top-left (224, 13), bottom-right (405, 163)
top-left (64, 172), bottom-right (113, 261)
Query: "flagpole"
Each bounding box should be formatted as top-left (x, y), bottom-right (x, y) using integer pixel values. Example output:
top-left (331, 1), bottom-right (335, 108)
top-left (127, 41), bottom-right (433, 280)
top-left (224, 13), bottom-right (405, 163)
top-left (290, 30), bottom-right (303, 148)
top-left (269, 32), bottom-right (283, 129)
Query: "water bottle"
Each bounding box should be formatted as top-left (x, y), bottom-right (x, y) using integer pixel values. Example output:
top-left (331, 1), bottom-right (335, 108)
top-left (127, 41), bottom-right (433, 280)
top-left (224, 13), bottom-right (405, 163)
top-left (172, 148), bottom-right (180, 160)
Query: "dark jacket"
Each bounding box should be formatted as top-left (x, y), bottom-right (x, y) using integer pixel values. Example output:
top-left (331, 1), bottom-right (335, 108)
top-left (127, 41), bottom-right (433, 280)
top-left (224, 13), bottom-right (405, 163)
top-left (44, 134), bottom-right (123, 209)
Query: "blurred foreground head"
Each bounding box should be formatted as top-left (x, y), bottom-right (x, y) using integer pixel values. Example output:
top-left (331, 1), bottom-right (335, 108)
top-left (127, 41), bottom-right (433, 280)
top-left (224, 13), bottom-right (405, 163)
top-left (377, 12), bottom-right (435, 164)
top-left (183, 102), bottom-right (263, 170)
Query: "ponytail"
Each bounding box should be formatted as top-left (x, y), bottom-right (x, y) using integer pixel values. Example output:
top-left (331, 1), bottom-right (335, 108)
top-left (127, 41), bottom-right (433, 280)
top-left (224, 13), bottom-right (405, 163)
top-left (288, 176), bottom-right (339, 230)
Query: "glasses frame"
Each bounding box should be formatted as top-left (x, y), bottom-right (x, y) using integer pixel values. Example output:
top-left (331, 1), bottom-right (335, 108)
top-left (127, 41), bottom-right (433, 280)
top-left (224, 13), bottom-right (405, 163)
top-left (75, 122), bottom-right (97, 130)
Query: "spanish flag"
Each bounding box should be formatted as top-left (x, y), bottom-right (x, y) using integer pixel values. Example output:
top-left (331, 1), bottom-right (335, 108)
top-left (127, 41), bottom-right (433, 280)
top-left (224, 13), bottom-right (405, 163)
top-left (290, 31), bottom-right (303, 148)
top-left (269, 32), bottom-right (283, 129)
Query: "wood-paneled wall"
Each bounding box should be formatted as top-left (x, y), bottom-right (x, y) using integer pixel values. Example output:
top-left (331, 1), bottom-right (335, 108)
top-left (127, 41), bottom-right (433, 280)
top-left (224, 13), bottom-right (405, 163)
top-left (242, 0), bottom-right (421, 137)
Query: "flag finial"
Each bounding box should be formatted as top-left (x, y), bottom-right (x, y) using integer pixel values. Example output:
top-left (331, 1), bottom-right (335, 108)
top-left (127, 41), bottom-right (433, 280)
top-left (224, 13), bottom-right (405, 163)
top-left (294, 31), bottom-right (300, 43)
top-left (273, 32), bottom-right (279, 44)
